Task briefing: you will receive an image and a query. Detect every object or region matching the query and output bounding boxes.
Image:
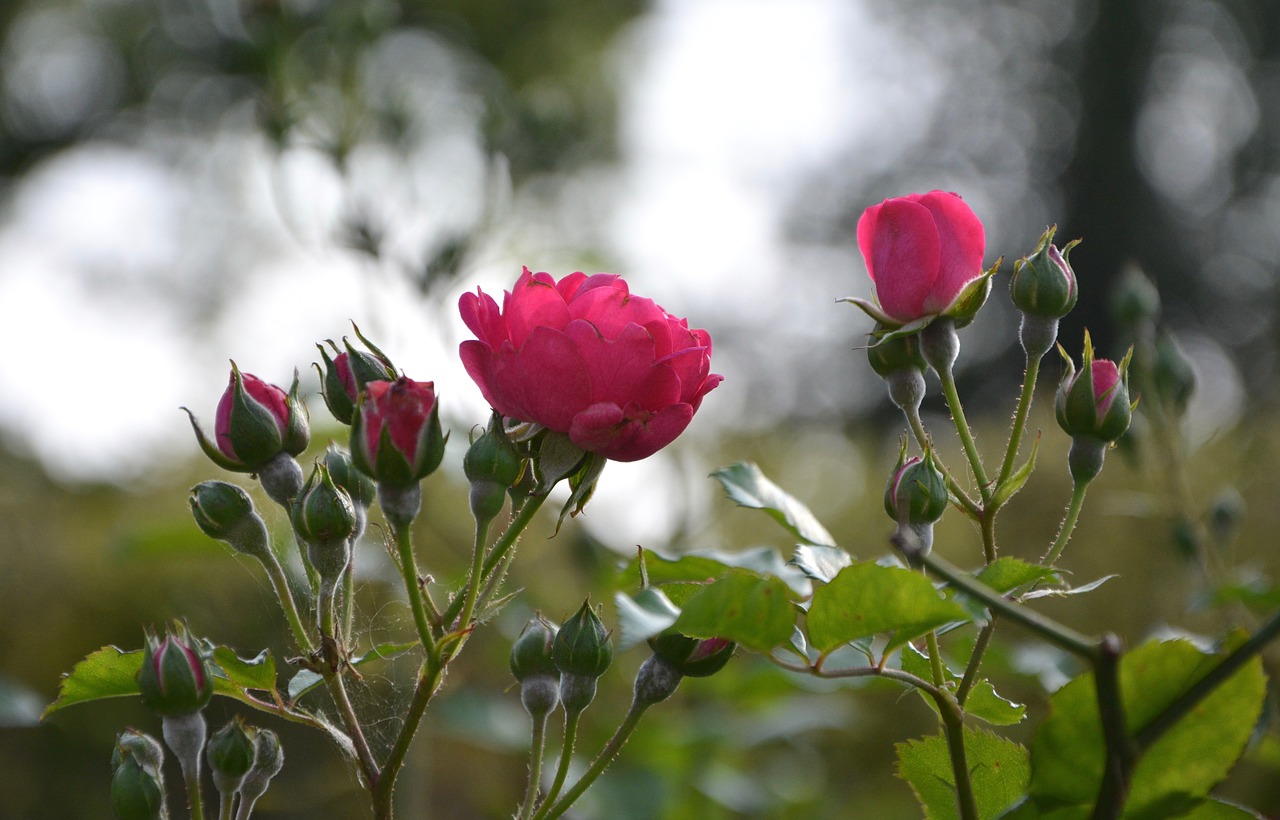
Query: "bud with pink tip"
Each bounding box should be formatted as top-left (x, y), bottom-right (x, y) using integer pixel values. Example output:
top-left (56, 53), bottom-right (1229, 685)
top-left (184, 364), bottom-right (309, 475)
top-left (351, 377), bottom-right (447, 488)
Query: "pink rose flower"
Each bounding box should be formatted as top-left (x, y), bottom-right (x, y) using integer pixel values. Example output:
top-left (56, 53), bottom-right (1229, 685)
top-left (459, 267), bottom-right (722, 462)
top-left (352, 377), bottom-right (446, 485)
top-left (857, 191), bottom-right (986, 324)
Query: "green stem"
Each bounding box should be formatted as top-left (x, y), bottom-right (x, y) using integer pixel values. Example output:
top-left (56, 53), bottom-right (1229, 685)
top-left (1091, 635), bottom-right (1137, 820)
top-left (956, 619), bottom-right (996, 707)
top-left (537, 700), bottom-right (651, 820)
top-left (1135, 606), bottom-right (1280, 751)
top-left (219, 793), bottom-right (234, 820)
top-left (539, 708), bottom-right (583, 814)
top-left (371, 651), bottom-right (447, 819)
top-left (442, 494), bottom-right (548, 628)
top-left (341, 545), bottom-right (356, 645)
top-left (997, 353), bottom-right (1042, 489)
top-left (937, 691), bottom-right (980, 820)
top-left (520, 712), bottom-right (550, 820)
top-left (904, 402), bottom-right (981, 518)
top-left (908, 546), bottom-right (1098, 660)
top-left (453, 518), bottom-right (492, 640)
top-left (324, 671), bottom-right (380, 791)
top-left (258, 549), bottom-right (315, 655)
top-left (390, 516), bottom-right (434, 650)
top-left (1042, 480), bottom-right (1091, 567)
top-left (925, 631), bottom-right (946, 687)
top-left (937, 364), bottom-right (991, 504)
top-left (184, 766), bottom-right (206, 820)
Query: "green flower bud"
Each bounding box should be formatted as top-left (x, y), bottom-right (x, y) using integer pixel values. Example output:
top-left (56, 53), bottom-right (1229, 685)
top-left (884, 448), bottom-right (948, 527)
top-left (110, 730), bottom-right (167, 820)
top-left (553, 599), bottom-right (613, 679)
top-left (1153, 330), bottom-right (1195, 416)
top-left (189, 481), bottom-right (270, 560)
top-left (1110, 265), bottom-right (1161, 332)
top-left (649, 633), bottom-right (735, 678)
top-left (1010, 226), bottom-right (1079, 319)
top-left (314, 337), bottom-right (397, 427)
top-left (1055, 332), bottom-right (1133, 445)
top-left (291, 463), bottom-right (356, 583)
top-left (236, 729), bottom-right (285, 819)
top-left (510, 614), bottom-right (559, 682)
top-left (324, 443), bottom-right (377, 508)
top-left (464, 413), bottom-right (523, 523)
top-left (137, 624), bottom-right (213, 717)
top-left (207, 717), bottom-right (256, 798)
top-left (633, 653), bottom-right (683, 706)
top-left (867, 329), bottom-right (927, 380)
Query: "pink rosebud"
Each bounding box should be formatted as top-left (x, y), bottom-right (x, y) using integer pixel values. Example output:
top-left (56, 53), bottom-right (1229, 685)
top-left (185, 364), bottom-right (310, 474)
top-left (459, 268), bottom-right (723, 462)
top-left (351, 377), bottom-right (447, 486)
top-left (1055, 332), bottom-right (1133, 445)
top-left (857, 191), bottom-right (987, 324)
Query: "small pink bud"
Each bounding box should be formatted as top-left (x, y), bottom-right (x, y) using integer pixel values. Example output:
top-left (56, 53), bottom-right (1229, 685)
top-left (351, 377), bottom-right (447, 486)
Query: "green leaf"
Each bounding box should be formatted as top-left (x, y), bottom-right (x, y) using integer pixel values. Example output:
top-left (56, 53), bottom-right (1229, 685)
top-left (614, 588), bottom-right (681, 650)
top-left (616, 545), bottom-right (808, 595)
top-left (900, 645), bottom-right (1025, 726)
top-left (212, 647), bottom-right (276, 692)
top-left (790, 544), bottom-right (854, 584)
top-left (1174, 800), bottom-right (1263, 819)
top-left (672, 570), bottom-right (796, 654)
top-left (1028, 639), bottom-right (1266, 817)
top-left (896, 726), bottom-right (1029, 819)
top-left (992, 433), bottom-right (1040, 508)
top-left (42, 646), bottom-right (143, 717)
top-left (976, 558), bottom-right (1057, 593)
top-left (711, 462), bottom-right (836, 547)
top-left (807, 563), bottom-right (970, 654)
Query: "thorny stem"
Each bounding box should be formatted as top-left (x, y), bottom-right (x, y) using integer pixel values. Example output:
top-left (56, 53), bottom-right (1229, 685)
top-left (956, 619), bottom-right (996, 707)
top-left (535, 700), bottom-right (651, 820)
top-left (937, 363), bottom-right (992, 505)
top-left (258, 548), bottom-right (315, 656)
top-left (903, 401), bottom-right (980, 518)
top-left (1042, 479), bottom-right (1091, 567)
top-left (372, 649), bottom-right (448, 819)
top-left (519, 711), bottom-right (551, 820)
top-left (453, 518), bottom-right (492, 645)
top-left (389, 515), bottom-right (434, 651)
top-left (538, 707), bottom-right (583, 814)
top-left (997, 351), bottom-right (1042, 489)
top-left (1091, 635), bottom-right (1136, 820)
top-left (442, 493), bottom-right (549, 628)
top-left (325, 671), bottom-right (379, 790)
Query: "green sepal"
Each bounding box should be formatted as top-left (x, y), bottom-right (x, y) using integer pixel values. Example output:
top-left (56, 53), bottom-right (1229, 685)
top-left (992, 431), bottom-right (1041, 508)
top-left (181, 407), bottom-right (252, 473)
top-left (942, 258), bottom-right (1001, 328)
top-left (282, 368), bottom-right (310, 456)
top-left (225, 362), bottom-right (287, 468)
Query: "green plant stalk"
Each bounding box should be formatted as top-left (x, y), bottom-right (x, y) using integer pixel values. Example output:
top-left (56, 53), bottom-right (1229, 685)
top-left (453, 518), bottom-right (492, 638)
top-left (937, 363), bottom-right (992, 504)
top-left (371, 650), bottom-right (447, 819)
top-left (390, 516), bottom-right (434, 650)
top-left (257, 548), bottom-right (315, 655)
top-left (997, 352), bottom-right (1041, 489)
top-left (536, 700), bottom-right (651, 820)
top-left (539, 707), bottom-right (583, 814)
top-left (1091, 635), bottom-right (1137, 820)
top-left (937, 690), bottom-right (980, 820)
top-left (218, 792), bottom-right (234, 820)
top-left (442, 493), bottom-right (549, 628)
top-left (911, 547), bottom-right (1097, 660)
top-left (956, 619), bottom-right (996, 707)
top-left (904, 402), bottom-right (980, 518)
top-left (1135, 606), bottom-right (1280, 751)
top-left (341, 545), bottom-right (356, 645)
top-left (185, 768), bottom-right (206, 820)
top-left (1042, 479), bottom-right (1091, 566)
top-left (520, 711), bottom-right (551, 820)
top-left (771, 659), bottom-right (978, 820)
top-left (925, 630), bottom-right (946, 688)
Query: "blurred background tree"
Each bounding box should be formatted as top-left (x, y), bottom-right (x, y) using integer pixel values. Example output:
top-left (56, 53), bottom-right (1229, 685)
top-left (3, 0), bottom-right (1280, 817)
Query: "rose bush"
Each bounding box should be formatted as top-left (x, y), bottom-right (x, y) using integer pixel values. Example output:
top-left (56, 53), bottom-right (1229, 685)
top-left (857, 190), bottom-right (986, 324)
top-left (459, 267), bottom-right (722, 462)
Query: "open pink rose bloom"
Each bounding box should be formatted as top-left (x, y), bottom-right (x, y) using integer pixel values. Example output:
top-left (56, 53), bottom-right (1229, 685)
top-left (857, 190), bottom-right (986, 324)
top-left (459, 268), bottom-right (722, 462)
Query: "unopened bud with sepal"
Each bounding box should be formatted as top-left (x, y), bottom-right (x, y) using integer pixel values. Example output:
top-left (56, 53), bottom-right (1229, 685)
top-left (291, 462), bottom-right (356, 583)
top-left (207, 716), bottom-right (256, 799)
top-left (110, 729), bottom-right (167, 820)
top-left (137, 623), bottom-right (213, 717)
top-left (189, 481), bottom-right (270, 561)
top-left (464, 413), bottom-right (523, 523)
top-left (510, 614), bottom-right (560, 718)
top-left (649, 633), bottom-right (735, 678)
top-left (554, 599), bottom-right (613, 713)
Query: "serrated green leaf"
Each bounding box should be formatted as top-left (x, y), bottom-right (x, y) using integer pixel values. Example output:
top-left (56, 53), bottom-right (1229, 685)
top-left (992, 434), bottom-right (1040, 508)
top-left (807, 563), bottom-right (970, 654)
top-left (711, 462), bottom-right (836, 547)
top-left (42, 646), bottom-right (144, 717)
top-left (614, 588), bottom-right (681, 650)
top-left (212, 647), bottom-right (276, 692)
top-left (899, 645), bottom-right (1025, 726)
top-left (790, 544), bottom-right (854, 584)
top-left (896, 727), bottom-right (1029, 819)
top-left (672, 571), bottom-right (795, 653)
top-left (1029, 639), bottom-right (1266, 817)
